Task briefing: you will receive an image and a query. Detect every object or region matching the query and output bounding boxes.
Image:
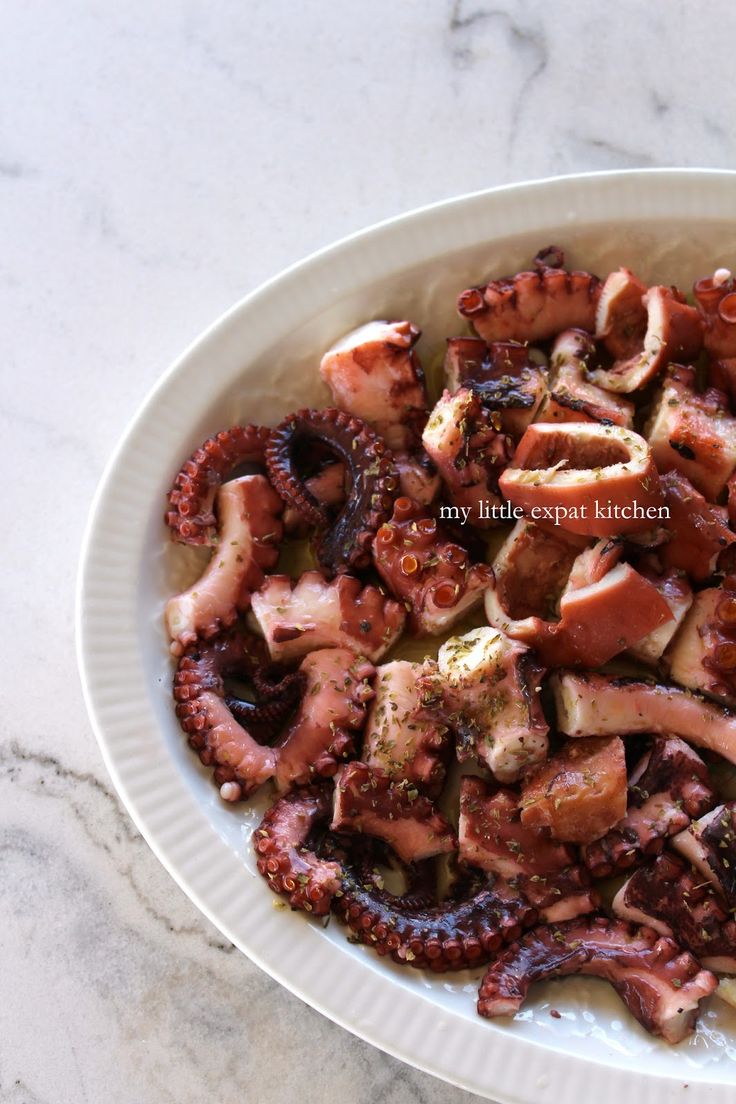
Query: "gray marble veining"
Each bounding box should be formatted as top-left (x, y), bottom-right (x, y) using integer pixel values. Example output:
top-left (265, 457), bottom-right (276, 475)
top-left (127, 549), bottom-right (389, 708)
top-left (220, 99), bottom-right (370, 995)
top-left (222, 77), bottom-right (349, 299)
top-left (5, 1), bottom-right (736, 1101)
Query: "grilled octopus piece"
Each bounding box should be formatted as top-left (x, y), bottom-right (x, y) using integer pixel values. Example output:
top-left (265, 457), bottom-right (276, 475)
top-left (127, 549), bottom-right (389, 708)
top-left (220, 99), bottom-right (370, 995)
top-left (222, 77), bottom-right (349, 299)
top-left (423, 626), bottom-right (549, 783)
top-left (591, 270), bottom-right (703, 392)
top-left (672, 803), bottom-right (736, 909)
top-left (274, 648), bottom-right (376, 792)
top-left (582, 737), bottom-right (716, 877)
top-left (254, 785), bottom-right (342, 915)
top-left (666, 580), bottom-right (736, 706)
top-left (613, 852), bottom-right (736, 973)
top-left (537, 328), bottom-right (635, 426)
top-left (421, 387), bottom-right (514, 528)
top-left (265, 407), bottom-right (399, 573)
top-left (694, 268), bottom-right (736, 359)
top-left (657, 470), bottom-right (735, 582)
top-left (477, 916), bottom-right (717, 1044)
top-left (457, 248), bottom-right (601, 345)
top-left (362, 660), bottom-right (451, 795)
top-left (444, 336), bottom-right (547, 438)
top-left (458, 777), bottom-right (598, 922)
top-left (250, 570), bottom-right (405, 664)
top-left (372, 496), bottom-right (492, 634)
top-left (519, 736), bottom-right (627, 845)
top-left (318, 320), bottom-right (428, 451)
top-left (647, 365), bottom-right (736, 501)
top-left (165, 474), bottom-right (284, 656)
top-left (166, 424), bottom-right (271, 545)
top-left (330, 761), bottom-right (457, 863)
top-left (499, 421), bottom-right (664, 538)
top-left (485, 523), bottom-right (673, 667)
top-left (173, 632), bottom-right (302, 801)
top-left (552, 670), bottom-right (736, 767)
top-left (333, 854), bottom-right (538, 972)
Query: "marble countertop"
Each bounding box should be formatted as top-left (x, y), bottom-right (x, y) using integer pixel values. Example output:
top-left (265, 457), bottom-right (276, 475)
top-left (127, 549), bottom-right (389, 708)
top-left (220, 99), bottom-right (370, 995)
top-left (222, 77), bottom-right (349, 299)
top-left (6, 2), bottom-right (736, 1101)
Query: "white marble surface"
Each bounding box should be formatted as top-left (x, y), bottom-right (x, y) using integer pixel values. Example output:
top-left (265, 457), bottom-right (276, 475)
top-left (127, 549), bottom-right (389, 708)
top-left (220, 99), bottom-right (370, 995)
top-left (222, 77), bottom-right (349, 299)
top-left (5, 2), bottom-right (736, 1101)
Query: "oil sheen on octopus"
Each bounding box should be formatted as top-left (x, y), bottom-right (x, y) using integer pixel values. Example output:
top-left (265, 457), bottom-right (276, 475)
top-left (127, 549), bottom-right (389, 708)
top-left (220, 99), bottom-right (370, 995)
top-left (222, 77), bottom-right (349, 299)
top-left (162, 246), bottom-right (736, 1043)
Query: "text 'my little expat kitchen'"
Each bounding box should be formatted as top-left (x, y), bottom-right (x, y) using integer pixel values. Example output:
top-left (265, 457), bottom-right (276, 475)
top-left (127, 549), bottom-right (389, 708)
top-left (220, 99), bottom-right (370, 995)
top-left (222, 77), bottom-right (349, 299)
top-left (439, 500), bottom-right (672, 527)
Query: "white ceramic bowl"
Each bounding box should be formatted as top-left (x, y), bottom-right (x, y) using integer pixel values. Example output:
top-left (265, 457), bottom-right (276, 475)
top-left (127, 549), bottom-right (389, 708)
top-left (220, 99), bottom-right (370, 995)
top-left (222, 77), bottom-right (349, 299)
top-left (77, 170), bottom-right (736, 1103)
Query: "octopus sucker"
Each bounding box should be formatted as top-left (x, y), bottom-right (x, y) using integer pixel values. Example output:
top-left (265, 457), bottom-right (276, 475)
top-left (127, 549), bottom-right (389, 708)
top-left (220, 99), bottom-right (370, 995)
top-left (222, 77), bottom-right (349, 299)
top-left (265, 407), bottom-right (399, 573)
top-left (166, 424), bottom-right (271, 545)
top-left (477, 917), bottom-right (718, 1044)
top-left (166, 474), bottom-right (284, 656)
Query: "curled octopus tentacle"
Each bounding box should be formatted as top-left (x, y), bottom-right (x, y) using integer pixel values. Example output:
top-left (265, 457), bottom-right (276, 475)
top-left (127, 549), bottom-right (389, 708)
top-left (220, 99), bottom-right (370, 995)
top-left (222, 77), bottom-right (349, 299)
top-left (332, 853), bottom-right (538, 971)
top-left (266, 408), bottom-right (399, 573)
top-left (254, 785), bottom-right (342, 915)
top-left (166, 424), bottom-right (271, 545)
top-left (173, 632), bottom-right (303, 801)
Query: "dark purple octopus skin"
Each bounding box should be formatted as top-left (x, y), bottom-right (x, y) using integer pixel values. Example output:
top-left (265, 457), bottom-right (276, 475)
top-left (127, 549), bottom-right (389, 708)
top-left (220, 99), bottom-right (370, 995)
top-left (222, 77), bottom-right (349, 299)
top-left (614, 852), bottom-right (736, 972)
top-left (333, 861), bottom-right (538, 972)
top-left (582, 737), bottom-right (716, 877)
top-left (265, 407), bottom-right (399, 574)
top-left (477, 916), bottom-right (718, 1044)
top-left (254, 785), bottom-right (342, 916)
top-left (173, 631), bottom-right (304, 800)
top-left (166, 424), bottom-right (271, 544)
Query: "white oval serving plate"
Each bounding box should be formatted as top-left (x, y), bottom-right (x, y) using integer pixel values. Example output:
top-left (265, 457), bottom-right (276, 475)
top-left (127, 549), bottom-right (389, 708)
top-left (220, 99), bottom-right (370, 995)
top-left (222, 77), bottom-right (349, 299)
top-left (77, 170), bottom-right (736, 1103)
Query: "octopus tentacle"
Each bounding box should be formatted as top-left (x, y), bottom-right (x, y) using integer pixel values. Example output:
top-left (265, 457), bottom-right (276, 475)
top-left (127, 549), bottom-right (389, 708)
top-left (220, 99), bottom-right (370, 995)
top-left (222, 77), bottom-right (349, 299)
top-left (457, 250), bottom-right (601, 345)
top-left (250, 570), bottom-right (405, 664)
top-left (173, 632), bottom-right (290, 801)
top-left (459, 777), bottom-right (599, 923)
top-left (477, 916), bottom-right (717, 1044)
top-left (330, 761), bottom-right (457, 864)
top-left (166, 424), bottom-right (270, 545)
top-left (591, 273), bottom-right (703, 392)
top-left (165, 474), bottom-right (284, 656)
top-left (552, 670), bottom-right (736, 767)
top-left (332, 854), bottom-right (537, 972)
top-left (444, 337), bottom-right (547, 439)
top-left (266, 408), bottom-right (399, 573)
top-left (582, 737), bottom-right (716, 877)
top-left (372, 497), bottom-right (492, 634)
top-left (362, 659), bottom-right (451, 795)
top-left (274, 648), bottom-right (376, 792)
top-left (613, 852), bottom-right (736, 973)
top-left (254, 785), bottom-right (342, 915)
top-left (318, 320), bottom-right (428, 451)
top-left (666, 580), bottom-right (736, 705)
top-left (646, 365), bottom-right (736, 501)
top-left (421, 388), bottom-right (514, 528)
